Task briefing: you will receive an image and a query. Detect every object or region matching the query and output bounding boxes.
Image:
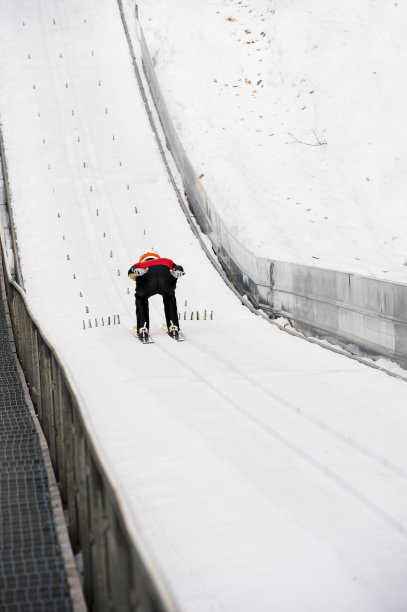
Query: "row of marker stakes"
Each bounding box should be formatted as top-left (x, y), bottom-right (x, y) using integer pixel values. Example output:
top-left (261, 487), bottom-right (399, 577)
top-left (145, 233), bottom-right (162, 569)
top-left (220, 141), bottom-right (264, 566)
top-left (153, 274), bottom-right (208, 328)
top-left (182, 310), bottom-right (213, 320)
top-left (83, 315), bottom-right (120, 329)
top-left (82, 311), bottom-right (213, 330)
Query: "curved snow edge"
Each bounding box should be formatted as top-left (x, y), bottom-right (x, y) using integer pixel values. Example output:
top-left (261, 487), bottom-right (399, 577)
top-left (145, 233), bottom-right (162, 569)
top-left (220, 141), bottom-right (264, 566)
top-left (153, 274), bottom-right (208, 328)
top-left (137, 22), bottom-right (407, 371)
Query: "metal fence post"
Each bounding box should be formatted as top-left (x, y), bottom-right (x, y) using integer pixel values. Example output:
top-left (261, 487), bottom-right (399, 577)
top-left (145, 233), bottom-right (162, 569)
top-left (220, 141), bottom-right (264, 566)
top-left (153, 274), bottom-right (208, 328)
top-left (63, 390), bottom-right (80, 552)
top-left (38, 340), bottom-right (53, 441)
top-left (105, 493), bottom-right (133, 611)
top-left (53, 367), bottom-right (67, 497)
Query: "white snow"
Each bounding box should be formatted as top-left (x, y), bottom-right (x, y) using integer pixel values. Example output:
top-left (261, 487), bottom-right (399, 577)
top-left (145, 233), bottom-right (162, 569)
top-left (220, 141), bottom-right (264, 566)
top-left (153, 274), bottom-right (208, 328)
top-left (138, 0), bottom-right (407, 282)
top-left (1, 1), bottom-right (407, 611)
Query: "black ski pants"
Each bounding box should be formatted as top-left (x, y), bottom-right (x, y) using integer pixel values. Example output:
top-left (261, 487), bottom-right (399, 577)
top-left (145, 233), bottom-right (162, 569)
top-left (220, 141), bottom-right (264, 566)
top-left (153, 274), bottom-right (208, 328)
top-left (135, 265), bottom-right (179, 331)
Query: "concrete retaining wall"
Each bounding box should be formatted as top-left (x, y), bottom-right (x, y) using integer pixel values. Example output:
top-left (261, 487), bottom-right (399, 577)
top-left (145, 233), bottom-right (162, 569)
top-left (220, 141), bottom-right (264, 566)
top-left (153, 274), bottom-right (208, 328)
top-left (139, 25), bottom-right (407, 369)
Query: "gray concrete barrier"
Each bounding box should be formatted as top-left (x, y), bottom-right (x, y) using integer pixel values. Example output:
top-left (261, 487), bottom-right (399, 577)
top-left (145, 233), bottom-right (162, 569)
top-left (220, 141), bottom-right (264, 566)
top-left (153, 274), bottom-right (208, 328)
top-left (138, 24), bottom-right (407, 370)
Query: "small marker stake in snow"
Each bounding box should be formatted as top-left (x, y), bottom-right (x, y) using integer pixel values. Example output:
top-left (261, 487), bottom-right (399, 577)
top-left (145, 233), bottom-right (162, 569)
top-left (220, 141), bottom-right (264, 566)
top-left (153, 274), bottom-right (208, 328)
top-left (28, 54), bottom-right (31, 59)
top-left (127, 288), bottom-right (130, 294)
top-left (134, 206), bottom-right (137, 213)
top-left (73, 274), bottom-right (76, 279)
top-left (127, 185), bottom-right (130, 190)
top-left (42, 139), bottom-right (45, 144)
top-left (86, 306), bottom-right (89, 313)
top-left (95, 318), bottom-right (98, 327)
top-left (59, 53), bottom-right (62, 58)
top-left (184, 300), bottom-right (187, 307)
top-left (108, 316), bottom-right (111, 325)
top-left (196, 311), bottom-right (199, 320)
top-left (65, 83), bottom-right (68, 88)
top-left (96, 208), bottom-right (98, 216)
top-left (103, 232), bottom-right (106, 237)
top-left (91, 51), bottom-right (94, 56)
top-left (117, 314), bottom-right (120, 324)
top-left (90, 186), bottom-right (93, 192)
top-left (38, 112), bottom-right (40, 117)
top-left (80, 291), bottom-right (83, 297)
top-left (48, 164), bottom-right (51, 169)
top-left (57, 212), bottom-right (60, 217)
top-left (82, 320), bottom-right (86, 330)
top-left (83, 162), bottom-right (86, 168)
top-left (204, 310), bottom-right (207, 320)
top-left (98, 80), bottom-right (102, 86)
top-left (117, 269), bottom-right (120, 276)
top-left (190, 312), bottom-right (194, 320)
top-left (110, 250), bottom-right (113, 258)
top-left (77, 136), bottom-right (80, 142)
top-left (184, 311), bottom-right (186, 320)
top-left (72, 110), bottom-right (75, 116)
top-left (210, 311), bottom-right (214, 320)
top-left (112, 134), bottom-right (115, 140)
top-left (88, 319), bottom-right (92, 328)
top-left (66, 254), bottom-right (70, 260)
top-left (105, 108), bottom-right (108, 114)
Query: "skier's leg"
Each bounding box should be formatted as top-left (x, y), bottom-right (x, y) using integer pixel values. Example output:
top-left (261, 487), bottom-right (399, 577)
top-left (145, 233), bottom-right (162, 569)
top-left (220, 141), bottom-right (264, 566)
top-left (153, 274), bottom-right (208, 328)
top-left (163, 294), bottom-right (179, 329)
top-left (135, 294), bottom-right (149, 331)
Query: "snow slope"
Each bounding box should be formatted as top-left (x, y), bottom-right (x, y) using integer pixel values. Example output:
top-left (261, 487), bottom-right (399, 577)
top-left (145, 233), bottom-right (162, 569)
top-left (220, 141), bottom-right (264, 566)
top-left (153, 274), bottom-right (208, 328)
top-left (139, 0), bottom-right (407, 282)
top-left (1, 1), bottom-right (407, 610)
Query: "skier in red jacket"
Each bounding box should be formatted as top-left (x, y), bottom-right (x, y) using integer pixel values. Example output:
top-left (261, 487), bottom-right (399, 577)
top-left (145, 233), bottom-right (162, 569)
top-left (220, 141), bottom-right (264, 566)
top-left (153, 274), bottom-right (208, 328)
top-left (128, 250), bottom-right (185, 340)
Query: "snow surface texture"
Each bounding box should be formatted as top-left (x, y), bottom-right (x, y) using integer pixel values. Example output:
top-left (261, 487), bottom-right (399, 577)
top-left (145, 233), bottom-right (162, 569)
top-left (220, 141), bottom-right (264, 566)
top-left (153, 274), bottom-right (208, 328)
top-left (1, 0), bottom-right (407, 610)
top-left (139, 0), bottom-right (407, 282)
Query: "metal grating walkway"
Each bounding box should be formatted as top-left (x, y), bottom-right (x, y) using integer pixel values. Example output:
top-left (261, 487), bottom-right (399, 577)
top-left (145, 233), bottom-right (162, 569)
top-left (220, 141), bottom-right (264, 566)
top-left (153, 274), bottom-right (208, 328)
top-left (0, 281), bottom-right (74, 610)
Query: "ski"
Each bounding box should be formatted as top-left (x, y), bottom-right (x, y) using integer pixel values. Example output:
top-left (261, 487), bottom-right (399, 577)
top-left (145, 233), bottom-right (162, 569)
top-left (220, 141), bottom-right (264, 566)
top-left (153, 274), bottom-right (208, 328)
top-left (131, 326), bottom-right (154, 344)
top-left (167, 331), bottom-right (185, 342)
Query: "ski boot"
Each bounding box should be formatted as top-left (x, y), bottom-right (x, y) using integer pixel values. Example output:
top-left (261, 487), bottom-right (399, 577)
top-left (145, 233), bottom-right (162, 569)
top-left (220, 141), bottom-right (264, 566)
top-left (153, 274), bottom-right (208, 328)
top-left (168, 321), bottom-right (180, 341)
top-left (138, 323), bottom-right (150, 343)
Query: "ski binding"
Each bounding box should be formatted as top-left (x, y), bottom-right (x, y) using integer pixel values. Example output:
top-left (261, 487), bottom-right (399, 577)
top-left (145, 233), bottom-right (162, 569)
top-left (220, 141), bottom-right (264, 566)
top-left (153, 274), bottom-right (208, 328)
top-left (131, 326), bottom-right (154, 344)
top-left (162, 323), bottom-right (185, 342)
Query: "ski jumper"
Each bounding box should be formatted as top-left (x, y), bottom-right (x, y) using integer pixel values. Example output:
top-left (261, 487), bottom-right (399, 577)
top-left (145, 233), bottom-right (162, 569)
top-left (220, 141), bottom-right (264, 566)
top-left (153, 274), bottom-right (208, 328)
top-left (128, 258), bottom-right (184, 331)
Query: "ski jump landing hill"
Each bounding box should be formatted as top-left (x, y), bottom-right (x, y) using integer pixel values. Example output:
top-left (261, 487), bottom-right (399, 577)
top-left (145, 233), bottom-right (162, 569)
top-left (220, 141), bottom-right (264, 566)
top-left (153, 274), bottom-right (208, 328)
top-left (1, 1), bottom-right (407, 611)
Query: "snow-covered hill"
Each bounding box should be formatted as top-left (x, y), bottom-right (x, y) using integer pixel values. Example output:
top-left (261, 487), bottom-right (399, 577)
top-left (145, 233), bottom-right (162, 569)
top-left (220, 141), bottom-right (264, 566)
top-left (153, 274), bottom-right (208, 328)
top-left (139, 0), bottom-right (407, 281)
top-left (1, 1), bottom-right (407, 610)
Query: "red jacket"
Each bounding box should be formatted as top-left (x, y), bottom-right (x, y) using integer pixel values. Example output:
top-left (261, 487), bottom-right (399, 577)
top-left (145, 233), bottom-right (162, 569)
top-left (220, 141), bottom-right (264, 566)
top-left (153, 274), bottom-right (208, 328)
top-left (133, 258), bottom-right (175, 270)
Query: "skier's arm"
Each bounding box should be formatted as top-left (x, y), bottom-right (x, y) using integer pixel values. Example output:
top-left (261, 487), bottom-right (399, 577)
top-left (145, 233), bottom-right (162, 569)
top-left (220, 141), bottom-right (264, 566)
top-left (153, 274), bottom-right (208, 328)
top-left (171, 263), bottom-right (185, 279)
top-left (128, 265), bottom-right (148, 281)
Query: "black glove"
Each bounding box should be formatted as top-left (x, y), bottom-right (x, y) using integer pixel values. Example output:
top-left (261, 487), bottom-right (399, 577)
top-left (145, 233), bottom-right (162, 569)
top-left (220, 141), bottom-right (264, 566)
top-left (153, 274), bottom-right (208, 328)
top-left (171, 264), bottom-right (185, 279)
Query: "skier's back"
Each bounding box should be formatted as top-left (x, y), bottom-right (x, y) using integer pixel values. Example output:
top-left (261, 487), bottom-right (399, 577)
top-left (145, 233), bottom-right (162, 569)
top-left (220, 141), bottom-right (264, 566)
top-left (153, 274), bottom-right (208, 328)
top-left (128, 250), bottom-right (185, 340)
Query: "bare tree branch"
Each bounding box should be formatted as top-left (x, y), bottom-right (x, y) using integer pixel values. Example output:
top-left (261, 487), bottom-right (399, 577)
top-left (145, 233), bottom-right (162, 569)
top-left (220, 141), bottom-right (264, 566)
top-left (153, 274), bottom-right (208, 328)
top-left (288, 130), bottom-right (327, 146)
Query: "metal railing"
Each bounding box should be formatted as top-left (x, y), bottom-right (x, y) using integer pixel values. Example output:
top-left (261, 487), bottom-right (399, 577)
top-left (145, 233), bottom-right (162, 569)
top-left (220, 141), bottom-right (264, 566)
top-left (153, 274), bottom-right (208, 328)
top-left (0, 138), bottom-right (177, 611)
top-left (138, 23), bottom-right (407, 370)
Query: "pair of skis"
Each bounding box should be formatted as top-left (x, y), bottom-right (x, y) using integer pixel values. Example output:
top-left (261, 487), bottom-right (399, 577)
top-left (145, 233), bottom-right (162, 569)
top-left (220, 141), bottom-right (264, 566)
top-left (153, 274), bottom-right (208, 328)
top-left (131, 324), bottom-right (184, 344)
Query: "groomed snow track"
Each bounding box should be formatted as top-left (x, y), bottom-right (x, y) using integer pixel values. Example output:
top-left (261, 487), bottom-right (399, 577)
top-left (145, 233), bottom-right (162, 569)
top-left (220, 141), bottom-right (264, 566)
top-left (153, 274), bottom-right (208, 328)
top-left (1, 1), bottom-right (407, 611)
